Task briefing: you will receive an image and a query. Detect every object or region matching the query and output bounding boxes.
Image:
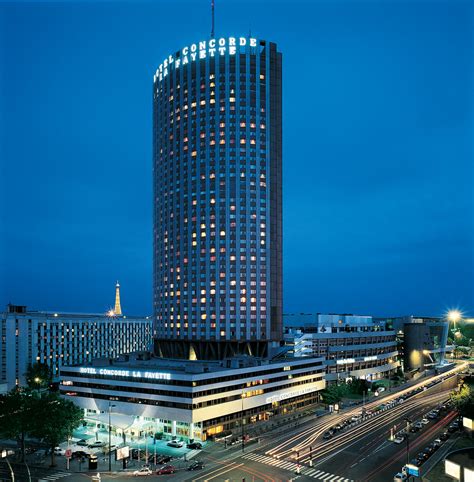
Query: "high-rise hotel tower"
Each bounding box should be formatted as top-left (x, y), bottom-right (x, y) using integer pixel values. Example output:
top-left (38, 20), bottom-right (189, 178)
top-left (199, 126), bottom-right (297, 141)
top-left (153, 36), bottom-right (282, 359)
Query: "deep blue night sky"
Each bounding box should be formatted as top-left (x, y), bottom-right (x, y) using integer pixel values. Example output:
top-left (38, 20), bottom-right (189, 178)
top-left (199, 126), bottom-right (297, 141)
top-left (1, 0), bottom-right (472, 317)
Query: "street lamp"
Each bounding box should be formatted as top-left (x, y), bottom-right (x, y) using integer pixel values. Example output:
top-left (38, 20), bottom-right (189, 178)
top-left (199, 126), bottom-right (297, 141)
top-left (241, 388), bottom-right (245, 453)
top-left (447, 310), bottom-right (462, 332)
top-left (108, 402), bottom-right (116, 472)
top-left (404, 418), bottom-right (411, 466)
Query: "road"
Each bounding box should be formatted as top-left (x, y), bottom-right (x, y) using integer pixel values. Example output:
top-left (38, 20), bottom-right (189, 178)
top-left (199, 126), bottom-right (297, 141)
top-left (0, 364), bottom-right (465, 482)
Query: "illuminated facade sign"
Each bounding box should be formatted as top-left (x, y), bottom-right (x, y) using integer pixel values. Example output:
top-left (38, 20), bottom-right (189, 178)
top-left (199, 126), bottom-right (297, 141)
top-left (336, 358), bottom-right (356, 365)
top-left (364, 356), bottom-right (378, 362)
top-left (154, 37), bottom-right (258, 83)
top-left (265, 386), bottom-right (318, 404)
top-left (79, 367), bottom-right (171, 380)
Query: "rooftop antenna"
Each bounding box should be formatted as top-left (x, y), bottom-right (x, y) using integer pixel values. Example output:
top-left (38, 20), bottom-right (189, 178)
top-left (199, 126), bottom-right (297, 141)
top-left (211, 0), bottom-right (215, 38)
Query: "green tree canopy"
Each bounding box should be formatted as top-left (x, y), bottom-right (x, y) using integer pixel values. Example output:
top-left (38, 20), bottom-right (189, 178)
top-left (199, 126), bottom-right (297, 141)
top-left (29, 392), bottom-right (83, 466)
top-left (450, 384), bottom-right (474, 418)
top-left (25, 362), bottom-right (53, 390)
top-left (0, 388), bottom-right (39, 461)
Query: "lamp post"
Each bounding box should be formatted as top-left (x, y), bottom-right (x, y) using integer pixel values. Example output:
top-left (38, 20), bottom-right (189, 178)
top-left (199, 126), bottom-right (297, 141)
top-left (108, 402), bottom-right (116, 472)
top-left (448, 310), bottom-right (462, 333)
top-left (404, 418), bottom-right (411, 466)
top-left (241, 388), bottom-right (245, 453)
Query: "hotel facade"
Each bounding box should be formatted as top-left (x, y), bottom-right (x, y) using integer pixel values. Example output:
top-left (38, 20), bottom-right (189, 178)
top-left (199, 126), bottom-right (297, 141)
top-left (153, 36), bottom-right (283, 360)
top-left (284, 314), bottom-right (400, 382)
top-left (1, 304), bottom-right (152, 389)
top-left (60, 353), bottom-right (325, 441)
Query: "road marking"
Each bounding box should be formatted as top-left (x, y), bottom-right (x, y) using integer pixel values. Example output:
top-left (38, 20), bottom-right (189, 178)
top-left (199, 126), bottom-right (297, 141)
top-left (198, 462), bottom-right (243, 481)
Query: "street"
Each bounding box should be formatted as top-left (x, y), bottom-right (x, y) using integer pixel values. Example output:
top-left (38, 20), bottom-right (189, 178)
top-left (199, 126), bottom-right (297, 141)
top-left (0, 367), bottom-right (464, 482)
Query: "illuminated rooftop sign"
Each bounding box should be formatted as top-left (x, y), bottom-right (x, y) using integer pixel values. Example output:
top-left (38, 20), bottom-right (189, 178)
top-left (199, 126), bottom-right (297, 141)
top-left (154, 37), bottom-right (258, 83)
top-left (79, 367), bottom-right (171, 380)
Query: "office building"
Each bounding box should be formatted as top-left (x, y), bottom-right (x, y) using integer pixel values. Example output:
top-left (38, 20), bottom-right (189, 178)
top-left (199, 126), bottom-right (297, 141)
top-left (384, 316), bottom-right (452, 373)
top-left (1, 304), bottom-right (152, 389)
top-left (60, 352), bottom-right (325, 441)
top-left (153, 36), bottom-right (282, 359)
top-left (284, 314), bottom-right (399, 382)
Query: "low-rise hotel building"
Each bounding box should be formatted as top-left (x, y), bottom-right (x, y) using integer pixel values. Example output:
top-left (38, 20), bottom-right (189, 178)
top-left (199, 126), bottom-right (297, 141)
top-left (1, 304), bottom-right (152, 389)
top-left (59, 353), bottom-right (325, 441)
top-left (284, 314), bottom-right (399, 382)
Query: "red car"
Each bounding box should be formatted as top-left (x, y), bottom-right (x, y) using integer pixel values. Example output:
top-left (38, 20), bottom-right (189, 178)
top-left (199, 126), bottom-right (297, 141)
top-left (157, 464), bottom-right (175, 475)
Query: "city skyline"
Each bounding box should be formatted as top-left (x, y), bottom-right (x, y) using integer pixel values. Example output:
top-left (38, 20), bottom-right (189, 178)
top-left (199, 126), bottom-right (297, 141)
top-left (1, 0), bottom-right (472, 318)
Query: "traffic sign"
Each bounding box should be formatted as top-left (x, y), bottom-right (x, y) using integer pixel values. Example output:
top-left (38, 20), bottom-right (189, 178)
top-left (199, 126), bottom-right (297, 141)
top-left (65, 449), bottom-right (72, 458)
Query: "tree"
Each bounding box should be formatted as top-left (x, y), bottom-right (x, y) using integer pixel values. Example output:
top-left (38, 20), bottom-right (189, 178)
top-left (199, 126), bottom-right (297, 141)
top-left (25, 362), bottom-right (53, 390)
top-left (29, 392), bottom-right (83, 467)
top-left (451, 385), bottom-right (474, 418)
top-left (0, 388), bottom-right (39, 461)
top-left (321, 382), bottom-right (349, 404)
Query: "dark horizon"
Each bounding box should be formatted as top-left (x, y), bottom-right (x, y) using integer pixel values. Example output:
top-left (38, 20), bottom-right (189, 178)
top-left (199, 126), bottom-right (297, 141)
top-left (1, 0), bottom-right (472, 318)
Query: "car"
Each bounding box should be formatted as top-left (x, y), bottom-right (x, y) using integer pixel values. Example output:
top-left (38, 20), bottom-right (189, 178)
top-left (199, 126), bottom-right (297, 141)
top-left (433, 438), bottom-right (442, 446)
top-left (323, 432), bottom-right (333, 440)
top-left (54, 447), bottom-right (65, 456)
top-left (393, 436), bottom-right (405, 444)
top-left (87, 441), bottom-right (105, 448)
top-left (425, 446), bottom-right (435, 455)
top-left (133, 467), bottom-right (153, 477)
top-left (414, 421), bottom-right (423, 429)
top-left (448, 424), bottom-right (458, 433)
top-left (167, 440), bottom-right (184, 448)
top-left (157, 464), bottom-right (175, 475)
top-left (71, 450), bottom-right (91, 459)
top-left (421, 418), bottom-right (429, 425)
top-left (155, 455), bottom-right (172, 464)
top-left (417, 452), bottom-right (429, 461)
top-left (187, 460), bottom-right (204, 471)
top-left (76, 439), bottom-right (89, 446)
top-left (187, 442), bottom-right (202, 450)
top-left (440, 432), bottom-right (450, 441)
top-left (409, 425), bottom-right (419, 433)
top-left (410, 458), bottom-right (422, 467)
top-left (394, 472), bottom-right (407, 482)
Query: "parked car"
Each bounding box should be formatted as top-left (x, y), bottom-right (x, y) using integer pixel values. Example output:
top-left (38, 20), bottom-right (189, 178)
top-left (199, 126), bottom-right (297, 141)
top-left (87, 441), bottom-right (104, 448)
top-left (187, 442), bottom-right (202, 450)
top-left (54, 447), bottom-right (65, 456)
top-left (414, 421), bottom-right (423, 429)
top-left (133, 467), bottom-right (152, 477)
top-left (71, 450), bottom-right (90, 459)
top-left (410, 458), bottom-right (422, 467)
top-left (440, 432), bottom-right (450, 441)
top-left (323, 432), bottom-right (333, 440)
top-left (433, 438), bottom-right (443, 447)
top-left (76, 439), bottom-right (89, 447)
top-left (155, 455), bottom-right (172, 464)
top-left (393, 436), bottom-right (405, 444)
top-left (409, 425), bottom-right (419, 433)
top-left (393, 472), bottom-right (407, 482)
top-left (421, 418), bottom-right (429, 425)
top-left (157, 464), bottom-right (175, 475)
top-left (187, 460), bottom-right (204, 471)
top-left (167, 440), bottom-right (184, 448)
top-left (448, 424), bottom-right (458, 433)
top-left (417, 452), bottom-right (429, 461)
top-left (424, 446), bottom-right (435, 455)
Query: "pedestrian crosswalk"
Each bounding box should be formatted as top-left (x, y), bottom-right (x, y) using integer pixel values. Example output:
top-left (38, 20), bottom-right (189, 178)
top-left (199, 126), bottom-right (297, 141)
top-left (39, 471), bottom-right (73, 480)
top-left (242, 453), bottom-right (352, 481)
top-left (301, 467), bottom-right (353, 481)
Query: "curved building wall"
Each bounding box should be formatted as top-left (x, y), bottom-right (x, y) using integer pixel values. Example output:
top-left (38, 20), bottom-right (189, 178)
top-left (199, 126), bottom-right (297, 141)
top-left (152, 37), bottom-right (282, 359)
